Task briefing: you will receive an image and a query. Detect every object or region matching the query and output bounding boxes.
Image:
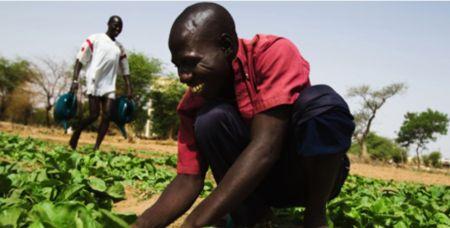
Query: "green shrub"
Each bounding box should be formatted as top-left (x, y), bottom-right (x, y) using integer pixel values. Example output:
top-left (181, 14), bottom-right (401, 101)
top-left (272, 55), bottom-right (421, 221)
top-left (149, 77), bottom-right (186, 139)
top-left (349, 133), bottom-right (407, 163)
top-left (423, 151), bottom-right (442, 168)
top-left (116, 52), bottom-right (162, 134)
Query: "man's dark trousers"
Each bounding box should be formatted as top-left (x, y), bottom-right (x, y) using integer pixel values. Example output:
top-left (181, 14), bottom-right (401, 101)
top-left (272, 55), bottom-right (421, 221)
top-left (194, 85), bottom-right (355, 224)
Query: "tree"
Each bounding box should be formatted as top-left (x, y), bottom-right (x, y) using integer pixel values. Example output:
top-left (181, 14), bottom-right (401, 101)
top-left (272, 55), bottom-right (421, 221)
top-left (149, 76), bottom-right (186, 139)
top-left (396, 109), bottom-right (448, 169)
top-left (347, 83), bottom-right (407, 159)
top-left (29, 57), bottom-right (72, 126)
top-left (0, 57), bottom-right (33, 118)
top-left (116, 52), bottom-right (162, 135)
top-left (4, 85), bottom-right (35, 125)
top-left (427, 151), bottom-right (443, 168)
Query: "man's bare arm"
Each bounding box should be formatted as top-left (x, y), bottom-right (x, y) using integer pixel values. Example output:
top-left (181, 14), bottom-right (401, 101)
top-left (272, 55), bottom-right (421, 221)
top-left (183, 106), bottom-right (291, 227)
top-left (123, 74), bottom-right (133, 98)
top-left (70, 60), bottom-right (83, 93)
top-left (134, 174), bottom-right (205, 228)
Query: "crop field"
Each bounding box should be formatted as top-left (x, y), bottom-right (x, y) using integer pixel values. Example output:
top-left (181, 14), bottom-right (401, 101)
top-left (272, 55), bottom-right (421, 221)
top-left (0, 132), bottom-right (449, 227)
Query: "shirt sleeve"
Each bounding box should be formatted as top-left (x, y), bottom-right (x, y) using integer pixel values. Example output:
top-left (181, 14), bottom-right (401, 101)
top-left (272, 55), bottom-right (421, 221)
top-left (253, 38), bottom-right (311, 113)
top-left (76, 36), bottom-right (94, 65)
top-left (176, 91), bottom-right (206, 175)
top-left (118, 43), bottom-right (130, 75)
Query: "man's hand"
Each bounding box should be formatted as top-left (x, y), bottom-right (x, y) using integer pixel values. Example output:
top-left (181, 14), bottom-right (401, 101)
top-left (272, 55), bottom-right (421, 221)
top-left (71, 60), bottom-right (83, 94)
top-left (134, 174), bottom-right (205, 228)
top-left (127, 90), bottom-right (133, 100)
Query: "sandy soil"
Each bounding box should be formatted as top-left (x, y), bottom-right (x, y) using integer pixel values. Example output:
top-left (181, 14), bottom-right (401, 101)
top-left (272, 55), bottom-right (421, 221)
top-left (350, 162), bottom-right (449, 186)
top-left (0, 121), bottom-right (176, 154)
top-left (113, 188), bottom-right (201, 228)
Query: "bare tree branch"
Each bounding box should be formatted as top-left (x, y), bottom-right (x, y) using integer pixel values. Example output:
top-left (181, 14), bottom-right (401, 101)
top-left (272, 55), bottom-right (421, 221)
top-left (347, 83), bottom-right (407, 158)
top-left (28, 57), bottom-right (71, 126)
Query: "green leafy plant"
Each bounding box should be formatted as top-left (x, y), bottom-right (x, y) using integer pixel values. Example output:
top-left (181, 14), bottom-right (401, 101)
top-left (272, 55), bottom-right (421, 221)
top-left (1, 132), bottom-right (448, 227)
top-left (275, 176), bottom-right (450, 227)
top-left (0, 132), bottom-right (176, 227)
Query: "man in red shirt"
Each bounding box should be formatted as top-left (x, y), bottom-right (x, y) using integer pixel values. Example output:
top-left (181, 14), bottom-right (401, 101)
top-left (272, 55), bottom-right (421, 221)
top-left (135, 2), bottom-right (354, 227)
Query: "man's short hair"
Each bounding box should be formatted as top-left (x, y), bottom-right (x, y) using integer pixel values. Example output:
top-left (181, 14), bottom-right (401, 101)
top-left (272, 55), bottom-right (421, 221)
top-left (108, 15), bottom-right (122, 24)
top-left (171, 2), bottom-right (237, 47)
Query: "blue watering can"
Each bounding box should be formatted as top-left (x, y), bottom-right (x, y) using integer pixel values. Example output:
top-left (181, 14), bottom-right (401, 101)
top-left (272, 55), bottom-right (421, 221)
top-left (54, 92), bottom-right (77, 133)
top-left (113, 96), bottom-right (135, 139)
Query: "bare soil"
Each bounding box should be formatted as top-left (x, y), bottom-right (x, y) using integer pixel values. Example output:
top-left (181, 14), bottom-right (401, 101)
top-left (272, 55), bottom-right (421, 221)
top-left (113, 188), bottom-right (201, 228)
top-left (0, 121), bottom-right (176, 154)
top-left (350, 162), bottom-right (449, 186)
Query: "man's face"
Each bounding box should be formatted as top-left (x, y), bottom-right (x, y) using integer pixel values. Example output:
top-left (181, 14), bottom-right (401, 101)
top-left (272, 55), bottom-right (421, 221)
top-left (108, 18), bottom-right (123, 38)
top-left (169, 33), bottom-right (232, 100)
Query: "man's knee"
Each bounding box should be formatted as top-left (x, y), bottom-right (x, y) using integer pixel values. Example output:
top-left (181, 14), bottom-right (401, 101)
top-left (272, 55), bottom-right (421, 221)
top-left (100, 111), bottom-right (112, 121)
top-left (194, 103), bottom-right (249, 181)
top-left (194, 103), bottom-right (237, 139)
top-left (87, 112), bottom-right (100, 123)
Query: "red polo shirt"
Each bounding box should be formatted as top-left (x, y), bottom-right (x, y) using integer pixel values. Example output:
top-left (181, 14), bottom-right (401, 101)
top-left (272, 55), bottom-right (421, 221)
top-left (176, 34), bottom-right (311, 175)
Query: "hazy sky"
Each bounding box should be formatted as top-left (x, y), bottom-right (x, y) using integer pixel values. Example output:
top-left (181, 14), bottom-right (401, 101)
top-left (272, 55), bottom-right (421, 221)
top-left (1, 1), bottom-right (449, 158)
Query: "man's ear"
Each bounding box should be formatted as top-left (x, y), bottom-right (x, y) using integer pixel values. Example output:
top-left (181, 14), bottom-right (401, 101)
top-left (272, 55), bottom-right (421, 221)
top-left (219, 33), bottom-right (234, 57)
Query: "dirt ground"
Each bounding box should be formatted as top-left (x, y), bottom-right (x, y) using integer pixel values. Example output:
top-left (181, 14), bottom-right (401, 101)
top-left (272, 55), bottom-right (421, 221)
top-left (0, 121), bottom-right (176, 154)
top-left (1, 121), bottom-right (449, 226)
top-left (113, 187), bottom-right (198, 228)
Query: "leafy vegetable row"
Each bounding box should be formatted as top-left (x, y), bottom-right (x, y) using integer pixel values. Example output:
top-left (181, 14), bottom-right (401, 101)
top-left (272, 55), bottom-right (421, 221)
top-left (1, 132), bottom-right (449, 227)
top-left (0, 133), bottom-right (176, 227)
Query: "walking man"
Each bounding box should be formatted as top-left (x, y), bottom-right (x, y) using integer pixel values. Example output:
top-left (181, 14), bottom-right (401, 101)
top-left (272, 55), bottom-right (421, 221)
top-left (69, 15), bottom-right (132, 150)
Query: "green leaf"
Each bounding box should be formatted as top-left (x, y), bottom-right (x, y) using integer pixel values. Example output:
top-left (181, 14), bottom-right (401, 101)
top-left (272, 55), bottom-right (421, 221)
top-left (28, 221), bottom-right (45, 228)
top-left (40, 187), bottom-right (55, 200)
top-left (0, 206), bottom-right (24, 227)
top-left (30, 201), bottom-right (100, 228)
top-left (69, 169), bottom-right (85, 183)
top-left (35, 169), bottom-right (48, 182)
top-left (106, 182), bottom-right (125, 199)
top-left (57, 184), bottom-right (85, 201)
top-left (88, 177), bottom-right (107, 192)
top-left (100, 208), bottom-right (130, 227)
top-left (434, 212), bottom-right (450, 225)
top-left (110, 156), bottom-right (131, 168)
top-left (74, 205), bottom-right (102, 228)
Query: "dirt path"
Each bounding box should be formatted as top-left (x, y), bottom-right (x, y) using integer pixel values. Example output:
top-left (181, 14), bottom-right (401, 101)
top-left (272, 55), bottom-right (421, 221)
top-left (1, 121), bottom-right (449, 187)
top-left (113, 188), bottom-right (200, 228)
top-left (0, 121), bottom-right (176, 154)
top-left (350, 163), bottom-right (449, 186)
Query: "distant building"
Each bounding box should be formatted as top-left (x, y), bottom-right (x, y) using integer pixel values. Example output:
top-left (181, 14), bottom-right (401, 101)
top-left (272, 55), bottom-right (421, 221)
top-left (442, 158), bottom-right (450, 168)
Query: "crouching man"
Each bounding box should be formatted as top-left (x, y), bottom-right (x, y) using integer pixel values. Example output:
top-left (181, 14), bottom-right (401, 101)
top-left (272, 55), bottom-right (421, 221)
top-left (135, 2), bottom-right (354, 227)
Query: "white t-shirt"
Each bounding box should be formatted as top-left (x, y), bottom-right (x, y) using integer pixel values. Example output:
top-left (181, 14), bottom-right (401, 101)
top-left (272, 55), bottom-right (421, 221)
top-left (76, 33), bottom-right (130, 97)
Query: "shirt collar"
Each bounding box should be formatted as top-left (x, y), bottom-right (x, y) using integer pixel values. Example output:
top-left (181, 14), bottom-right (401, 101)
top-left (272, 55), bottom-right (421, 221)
top-left (232, 39), bottom-right (248, 80)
